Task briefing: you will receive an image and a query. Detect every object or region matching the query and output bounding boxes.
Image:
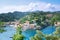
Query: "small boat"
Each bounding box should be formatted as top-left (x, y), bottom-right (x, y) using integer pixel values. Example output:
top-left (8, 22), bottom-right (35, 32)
top-left (10, 37), bottom-right (13, 38)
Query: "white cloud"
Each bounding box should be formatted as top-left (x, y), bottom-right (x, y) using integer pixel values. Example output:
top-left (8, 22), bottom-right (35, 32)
top-left (0, 2), bottom-right (60, 13)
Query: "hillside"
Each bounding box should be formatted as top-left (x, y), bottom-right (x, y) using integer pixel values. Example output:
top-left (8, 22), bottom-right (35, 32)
top-left (0, 11), bottom-right (60, 22)
top-left (0, 11), bottom-right (28, 22)
top-left (20, 11), bottom-right (60, 29)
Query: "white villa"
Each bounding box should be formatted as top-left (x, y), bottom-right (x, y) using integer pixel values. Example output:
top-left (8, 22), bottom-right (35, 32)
top-left (54, 22), bottom-right (60, 26)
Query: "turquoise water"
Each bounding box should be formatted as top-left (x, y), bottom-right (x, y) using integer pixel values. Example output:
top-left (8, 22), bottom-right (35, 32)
top-left (42, 26), bottom-right (56, 34)
top-left (0, 26), bottom-right (55, 40)
top-left (0, 26), bottom-right (16, 40)
top-left (22, 26), bottom-right (56, 40)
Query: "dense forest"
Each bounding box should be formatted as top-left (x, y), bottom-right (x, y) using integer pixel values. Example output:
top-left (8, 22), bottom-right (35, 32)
top-left (20, 11), bottom-right (60, 29)
top-left (0, 11), bottom-right (60, 22)
top-left (0, 11), bottom-right (28, 22)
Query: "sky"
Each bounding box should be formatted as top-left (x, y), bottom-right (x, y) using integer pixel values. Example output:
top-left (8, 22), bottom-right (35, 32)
top-left (0, 0), bottom-right (60, 13)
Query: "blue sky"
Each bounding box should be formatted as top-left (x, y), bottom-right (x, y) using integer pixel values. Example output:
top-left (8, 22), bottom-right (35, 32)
top-left (40, 0), bottom-right (60, 5)
top-left (0, 0), bottom-right (40, 6)
top-left (0, 0), bottom-right (60, 13)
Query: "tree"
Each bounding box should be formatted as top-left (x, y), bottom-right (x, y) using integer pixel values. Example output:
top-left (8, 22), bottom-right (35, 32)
top-left (30, 30), bottom-right (45, 40)
top-left (45, 35), bottom-right (59, 40)
top-left (45, 26), bottom-right (60, 40)
top-left (0, 22), bottom-right (5, 27)
top-left (54, 27), bottom-right (60, 38)
top-left (13, 27), bottom-right (24, 40)
top-left (51, 15), bottom-right (60, 25)
top-left (13, 34), bottom-right (24, 40)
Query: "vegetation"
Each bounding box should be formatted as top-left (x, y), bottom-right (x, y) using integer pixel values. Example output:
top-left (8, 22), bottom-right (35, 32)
top-left (30, 30), bottom-right (45, 40)
top-left (0, 28), bottom-right (6, 33)
top-left (20, 11), bottom-right (60, 29)
top-left (13, 26), bottom-right (60, 40)
top-left (0, 11), bottom-right (60, 40)
top-left (54, 26), bottom-right (60, 38)
top-left (45, 35), bottom-right (59, 40)
top-left (13, 27), bottom-right (25, 40)
top-left (0, 22), bottom-right (5, 33)
top-left (30, 27), bottom-right (60, 40)
top-left (0, 11), bottom-right (27, 22)
top-left (0, 22), bottom-right (5, 27)
top-left (20, 12), bottom-right (48, 28)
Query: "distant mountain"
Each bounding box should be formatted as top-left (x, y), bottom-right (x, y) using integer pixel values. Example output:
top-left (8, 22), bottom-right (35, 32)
top-left (0, 11), bottom-right (60, 22)
top-left (0, 11), bottom-right (28, 22)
